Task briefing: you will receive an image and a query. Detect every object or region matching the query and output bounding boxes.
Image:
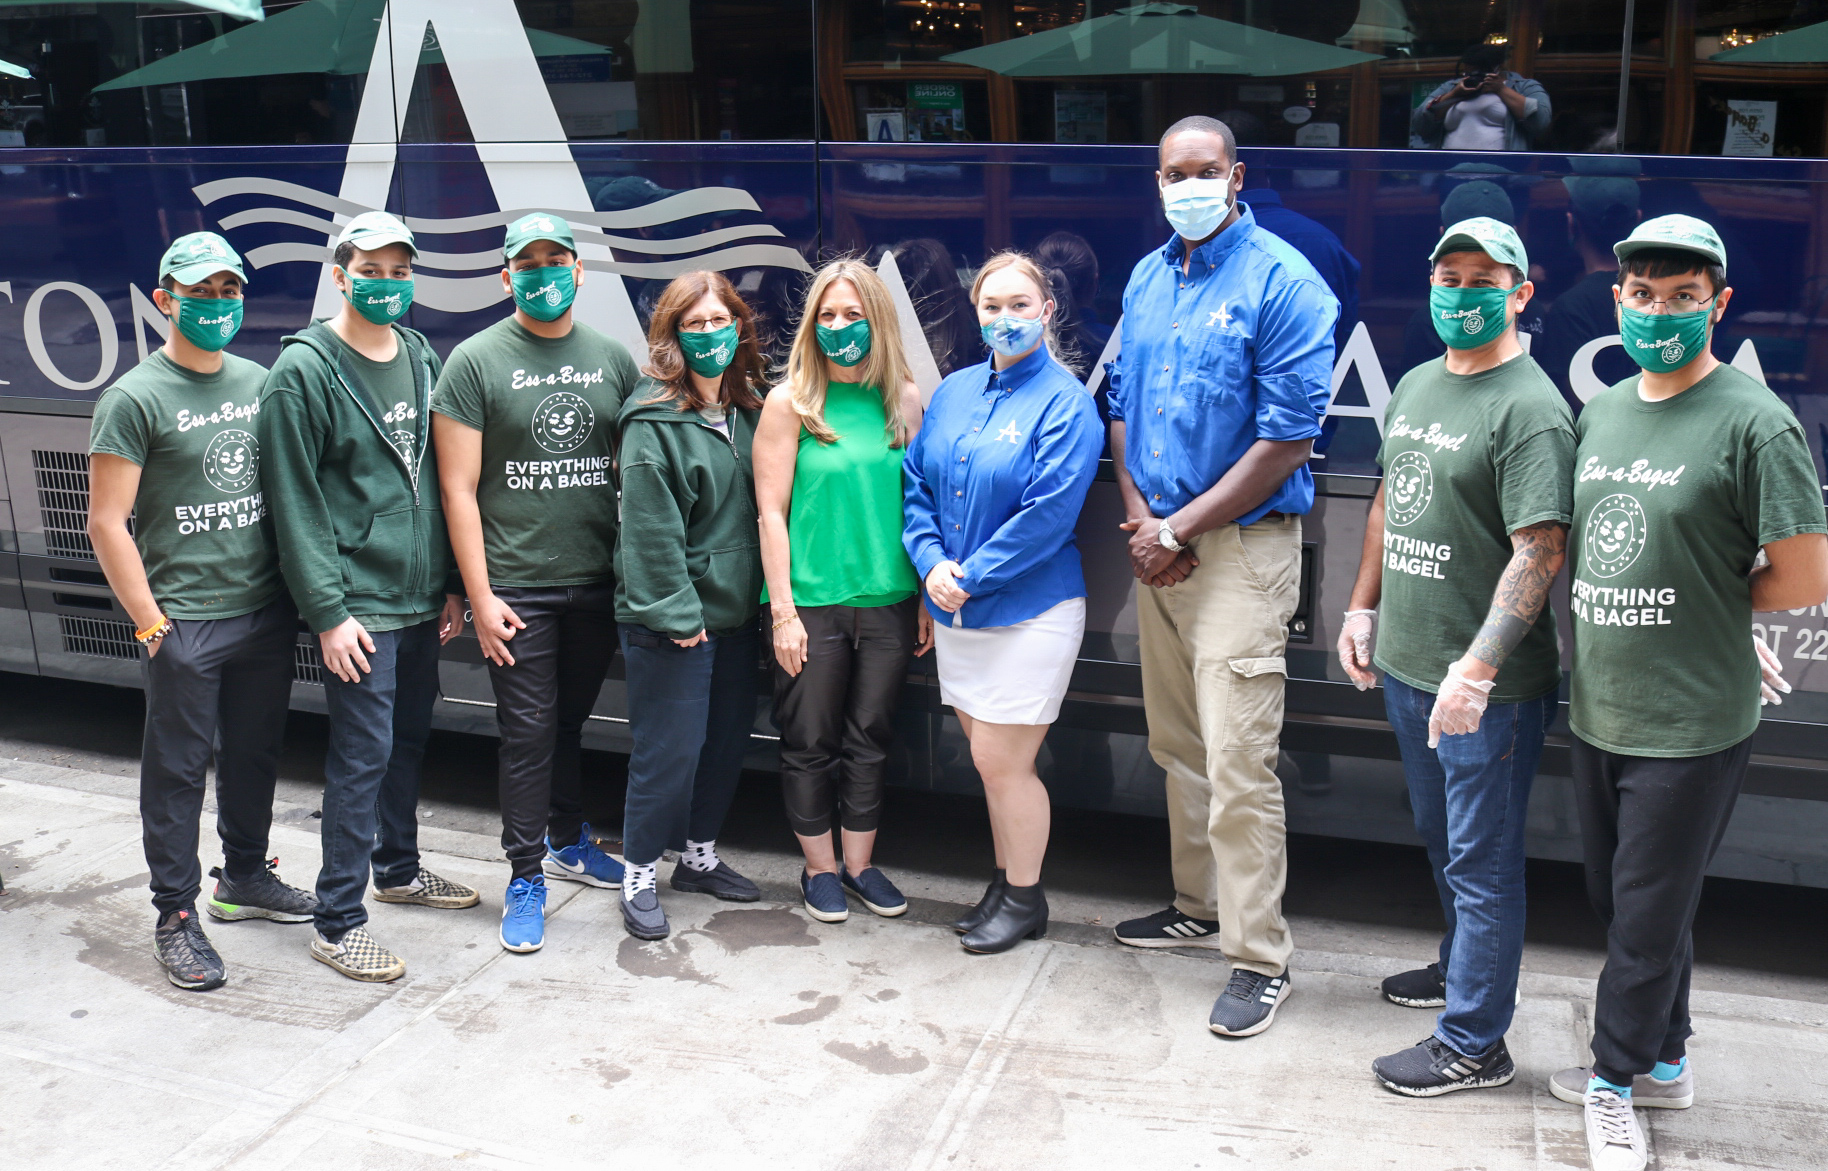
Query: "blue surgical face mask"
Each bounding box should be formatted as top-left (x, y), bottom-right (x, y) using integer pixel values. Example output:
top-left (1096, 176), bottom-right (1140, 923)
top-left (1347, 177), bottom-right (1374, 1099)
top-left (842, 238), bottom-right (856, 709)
top-left (1160, 167), bottom-right (1240, 241)
top-left (981, 312), bottom-right (1047, 358)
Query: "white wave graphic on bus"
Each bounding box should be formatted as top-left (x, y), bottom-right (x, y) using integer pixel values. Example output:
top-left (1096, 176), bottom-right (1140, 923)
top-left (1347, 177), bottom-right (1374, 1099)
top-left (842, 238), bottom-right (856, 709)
top-left (191, 177), bottom-right (812, 316)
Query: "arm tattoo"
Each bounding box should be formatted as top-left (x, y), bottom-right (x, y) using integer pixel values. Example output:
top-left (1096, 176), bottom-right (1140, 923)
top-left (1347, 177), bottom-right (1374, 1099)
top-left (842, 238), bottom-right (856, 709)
top-left (1466, 521), bottom-right (1567, 671)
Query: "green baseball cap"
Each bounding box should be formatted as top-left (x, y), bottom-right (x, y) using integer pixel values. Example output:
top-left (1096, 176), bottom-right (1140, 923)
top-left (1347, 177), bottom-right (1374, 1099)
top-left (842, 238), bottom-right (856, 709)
top-left (335, 210), bottom-right (417, 258)
top-left (503, 212), bottom-right (577, 262)
top-left (160, 232), bottom-right (247, 286)
top-left (1430, 216), bottom-right (1529, 275)
top-left (1613, 213), bottom-right (1726, 270)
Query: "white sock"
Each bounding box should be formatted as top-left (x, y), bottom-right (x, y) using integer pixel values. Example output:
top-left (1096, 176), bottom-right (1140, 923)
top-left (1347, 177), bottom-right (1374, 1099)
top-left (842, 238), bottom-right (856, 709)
top-left (681, 840), bottom-right (721, 872)
top-left (623, 862), bottom-right (657, 897)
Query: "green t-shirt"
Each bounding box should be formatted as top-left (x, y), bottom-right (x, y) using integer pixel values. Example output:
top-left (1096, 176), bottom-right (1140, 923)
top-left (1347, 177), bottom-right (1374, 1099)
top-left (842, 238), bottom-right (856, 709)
top-left (431, 317), bottom-right (638, 587)
top-left (771, 381), bottom-right (918, 608)
top-left (1373, 354), bottom-right (1574, 703)
top-left (88, 350), bottom-right (282, 619)
top-left (1569, 363), bottom-right (1827, 757)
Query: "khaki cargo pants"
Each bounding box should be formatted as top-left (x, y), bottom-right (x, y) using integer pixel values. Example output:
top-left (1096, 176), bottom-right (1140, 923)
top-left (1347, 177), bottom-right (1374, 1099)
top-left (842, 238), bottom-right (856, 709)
top-left (1135, 514), bottom-right (1299, 976)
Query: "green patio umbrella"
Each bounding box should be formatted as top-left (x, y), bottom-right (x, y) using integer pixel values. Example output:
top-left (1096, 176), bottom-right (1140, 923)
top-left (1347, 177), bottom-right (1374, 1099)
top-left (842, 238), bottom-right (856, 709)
top-left (94, 0), bottom-right (608, 92)
top-left (1713, 22), bottom-right (1828, 63)
top-left (0, 1), bottom-right (265, 19)
top-left (0, 57), bottom-right (29, 79)
top-left (941, 2), bottom-right (1379, 77)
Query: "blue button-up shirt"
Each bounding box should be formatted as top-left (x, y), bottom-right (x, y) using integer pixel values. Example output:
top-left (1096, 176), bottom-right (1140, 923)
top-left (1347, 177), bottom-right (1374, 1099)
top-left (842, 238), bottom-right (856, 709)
top-left (903, 346), bottom-right (1103, 629)
top-left (1109, 204), bottom-right (1339, 524)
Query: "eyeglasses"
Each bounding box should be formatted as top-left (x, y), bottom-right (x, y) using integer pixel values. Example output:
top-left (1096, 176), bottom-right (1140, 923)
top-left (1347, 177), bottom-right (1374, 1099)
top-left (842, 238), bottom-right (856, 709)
top-left (1620, 290), bottom-right (1716, 316)
top-left (681, 313), bottom-right (734, 333)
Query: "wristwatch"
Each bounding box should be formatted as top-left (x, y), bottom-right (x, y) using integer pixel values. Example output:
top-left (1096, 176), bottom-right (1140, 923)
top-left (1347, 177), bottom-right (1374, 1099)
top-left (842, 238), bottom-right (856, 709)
top-left (1158, 518), bottom-right (1184, 552)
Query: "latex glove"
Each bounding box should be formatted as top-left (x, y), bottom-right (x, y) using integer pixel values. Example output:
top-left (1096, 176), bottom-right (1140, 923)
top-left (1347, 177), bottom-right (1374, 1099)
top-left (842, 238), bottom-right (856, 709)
top-left (1337, 609), bottom-right (1377, 691)
top-left (1756, 632), bottom-right (1791, 706)
top-left (1427, 661), bottom-right (1496, 749)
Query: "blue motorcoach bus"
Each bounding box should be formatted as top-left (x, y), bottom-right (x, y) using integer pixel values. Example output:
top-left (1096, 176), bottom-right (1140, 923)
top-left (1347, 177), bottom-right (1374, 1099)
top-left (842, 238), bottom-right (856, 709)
top-left (2, 1), bottom-right (1825, 886)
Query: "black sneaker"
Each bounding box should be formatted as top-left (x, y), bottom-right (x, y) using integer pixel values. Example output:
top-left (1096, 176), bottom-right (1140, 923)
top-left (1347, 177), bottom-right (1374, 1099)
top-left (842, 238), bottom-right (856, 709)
top-left (1113, 906), bottom-right (1224, 949)
top-left (207, 859), bottom-right (317, 923)
top-left (1373, 1036), bottom-right (1516, 1097)
top-left (1208, 968), bottom-right (1291, 1037)
top-left (669, 860), bottom-right (760, 902)
top-left (153, 908), bottom-right (226, 991)
top-left (1381, 961), bottom-right (1447, 1008)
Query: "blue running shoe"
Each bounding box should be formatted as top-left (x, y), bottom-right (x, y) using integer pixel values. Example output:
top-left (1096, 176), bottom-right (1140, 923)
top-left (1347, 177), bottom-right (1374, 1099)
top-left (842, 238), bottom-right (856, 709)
top-left (801, 870), bottom-right (849, 922)
top-left (500, 876), bottom-right (547, 953)
top-left (543, 823), bottom-right (625, 889)
top-left (841, 866), bottom-right (908, 917)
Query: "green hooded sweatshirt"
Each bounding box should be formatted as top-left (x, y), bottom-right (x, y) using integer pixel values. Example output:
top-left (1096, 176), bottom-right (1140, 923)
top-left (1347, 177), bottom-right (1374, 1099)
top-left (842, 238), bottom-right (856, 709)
top-left (613, 380), bottom-right (762, 639)
top-left (258, 320), bottom-right (454, 634)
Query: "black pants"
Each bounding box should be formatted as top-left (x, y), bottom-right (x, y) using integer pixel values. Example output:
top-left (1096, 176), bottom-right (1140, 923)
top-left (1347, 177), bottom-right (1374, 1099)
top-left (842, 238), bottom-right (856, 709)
top-left (1571, 734), bottom-right (1752, 1085)
top-left (772, 599), bottom-right (916, 837)
top-left (619, 622), bottom-right (759, 867)
top-left (488, 584), bottom-right (618, 879)
top-left (140, 595), bottom-right (297, 917)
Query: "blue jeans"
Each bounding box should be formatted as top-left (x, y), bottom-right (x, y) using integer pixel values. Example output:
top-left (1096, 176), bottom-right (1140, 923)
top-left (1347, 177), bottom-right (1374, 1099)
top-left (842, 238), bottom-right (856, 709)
top-left (1383, 674), bottom-right (1552, 1055)
top-left (619, 623), bottom-right (759, 867)
top-left (315, 619), bottom-right (441, 938)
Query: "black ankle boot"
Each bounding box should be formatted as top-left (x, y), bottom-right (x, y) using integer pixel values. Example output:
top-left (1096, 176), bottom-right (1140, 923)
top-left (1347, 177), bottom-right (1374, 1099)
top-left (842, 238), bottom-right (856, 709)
top-left (960, 880), bottom-right (1047, 954)
top-left (952, 869), bottom-right (1007, 934)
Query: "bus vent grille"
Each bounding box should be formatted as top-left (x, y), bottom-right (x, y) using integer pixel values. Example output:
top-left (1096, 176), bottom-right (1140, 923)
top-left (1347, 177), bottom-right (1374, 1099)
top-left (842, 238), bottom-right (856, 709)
top-left (32, 449), bottom-right (95, 560)
top-left (294, 640), bottom-right (325, 685)
top-left (59, 615), bottom-right (142, 661)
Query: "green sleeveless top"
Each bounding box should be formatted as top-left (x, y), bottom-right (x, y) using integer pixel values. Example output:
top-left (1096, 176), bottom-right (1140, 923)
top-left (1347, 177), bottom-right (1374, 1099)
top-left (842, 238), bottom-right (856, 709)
top-left (776, 381), bottom-right (918, 608)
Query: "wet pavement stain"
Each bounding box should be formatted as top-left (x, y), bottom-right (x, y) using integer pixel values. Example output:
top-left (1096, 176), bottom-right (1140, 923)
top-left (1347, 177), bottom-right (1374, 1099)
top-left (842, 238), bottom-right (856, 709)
top-left (615, 934), bottom-right (719, 985)
top-left (869, 988), bottom-right (901, 1001)
top-left (696, 907), bottom-right (817, 952)
top-left (580, 1058), bottom-right (631, 1088)
top-left (773, 994), bottom-right (840, 1025)
top-left (0, 872), bottom-right (147, 912)
top-left (823, 1039), bottom-right (929, 1075)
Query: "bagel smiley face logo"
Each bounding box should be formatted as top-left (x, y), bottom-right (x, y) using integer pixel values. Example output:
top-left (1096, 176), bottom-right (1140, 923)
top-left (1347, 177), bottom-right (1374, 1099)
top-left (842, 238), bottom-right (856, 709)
top-left (532, 390), bottom-right (594, 454)
top-left (1383, 450), bottom-right (1433, 528)
top-left (202, 429), bottom-right (258, 493)
top-left (1584, 493), bottom-right (1648, 578)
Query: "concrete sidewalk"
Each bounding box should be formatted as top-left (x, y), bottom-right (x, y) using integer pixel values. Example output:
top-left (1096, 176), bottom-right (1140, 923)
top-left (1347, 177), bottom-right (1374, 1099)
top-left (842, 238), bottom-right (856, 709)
top-left (3, 758), bottom-right (1824, 1170)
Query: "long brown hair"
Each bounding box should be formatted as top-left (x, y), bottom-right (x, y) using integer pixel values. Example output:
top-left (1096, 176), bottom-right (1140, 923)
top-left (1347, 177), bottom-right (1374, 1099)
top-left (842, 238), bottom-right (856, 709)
top-left (641, 270), bottom-right (767, 411)
top-left (781, 258), bottom-right (914, 447)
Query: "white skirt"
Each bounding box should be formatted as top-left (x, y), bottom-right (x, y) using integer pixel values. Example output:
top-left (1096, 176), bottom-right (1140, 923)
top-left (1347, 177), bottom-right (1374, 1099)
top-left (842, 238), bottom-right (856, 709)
top-left (932, 597), bottom-right (1086, 726)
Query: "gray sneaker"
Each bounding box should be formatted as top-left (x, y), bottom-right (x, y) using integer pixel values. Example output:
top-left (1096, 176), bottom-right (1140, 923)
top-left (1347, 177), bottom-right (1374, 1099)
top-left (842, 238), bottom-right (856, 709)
top-left (621, 887), bottom-right (669, 940)
top-left (207, 860), bottom-right (317, 923)
top-left (1583, 1086), bottom-right (1647, 1171)
top-left (669, 860), bottom-right (760, 902)
top-left (1550, 1064), bottom-right (1693, 1109)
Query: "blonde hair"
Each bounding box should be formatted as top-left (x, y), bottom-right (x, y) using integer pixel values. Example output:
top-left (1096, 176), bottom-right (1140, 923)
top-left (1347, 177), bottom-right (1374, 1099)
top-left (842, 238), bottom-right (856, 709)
top-left (783, 259), bottom-right (915, 447)
top-left (970, 251), bottom-right (1070, 367)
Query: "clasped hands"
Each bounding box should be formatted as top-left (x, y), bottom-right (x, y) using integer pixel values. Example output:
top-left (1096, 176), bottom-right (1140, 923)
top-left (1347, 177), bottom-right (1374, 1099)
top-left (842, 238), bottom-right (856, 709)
top-left (1120, 515), bottom-right (1199, 587)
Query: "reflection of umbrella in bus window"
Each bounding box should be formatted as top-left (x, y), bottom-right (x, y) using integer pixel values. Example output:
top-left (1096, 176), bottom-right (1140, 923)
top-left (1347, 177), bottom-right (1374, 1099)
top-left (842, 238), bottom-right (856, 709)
top-left (0, 0), bottom-right (266, 18)
top-left (90, 0), bottom-right (611, 92)
top-left (940, 2), bottom-right (1379, 76)
top-left (1712, 23), bottom-right (1828, 62)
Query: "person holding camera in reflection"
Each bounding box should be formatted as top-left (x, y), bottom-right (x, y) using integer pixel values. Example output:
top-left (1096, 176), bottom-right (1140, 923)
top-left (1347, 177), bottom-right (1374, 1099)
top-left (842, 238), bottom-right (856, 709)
top-left (756, 258), bottom-right (932, 925)
top-left (1412, 44), bottom-right (1551, 153)
top-left (902, 251), bottom-right (1102, 955)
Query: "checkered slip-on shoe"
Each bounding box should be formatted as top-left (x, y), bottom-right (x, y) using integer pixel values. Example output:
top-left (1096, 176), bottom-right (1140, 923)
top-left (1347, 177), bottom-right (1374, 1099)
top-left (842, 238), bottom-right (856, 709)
top-left (373, 868), bottom-right (481, 909)
top-left (309, 926), bottom-right (406, 982)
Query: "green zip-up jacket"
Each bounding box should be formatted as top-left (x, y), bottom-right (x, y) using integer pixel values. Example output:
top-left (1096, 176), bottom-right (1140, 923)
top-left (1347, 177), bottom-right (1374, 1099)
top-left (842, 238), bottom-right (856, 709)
top-left (258, 320), bottom-right (454, 634)
top-left (613, 382), bottom-right (762, 639)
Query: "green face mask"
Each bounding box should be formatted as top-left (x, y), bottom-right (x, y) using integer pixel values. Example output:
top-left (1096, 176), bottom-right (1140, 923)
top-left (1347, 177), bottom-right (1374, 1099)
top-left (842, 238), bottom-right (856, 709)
top-left (1429, 283), bottom-right (1515, 350)
top-left (679, 322), bottom-right (740, 378)
top-left (510, 265), bottom-right (576, 322)
top-left (1618, 304), bottom-right (1713, 373)
top-left (816, 318), bottom-right (871, 367)
top-left (342, 273), bottom-right (414, 324)
top-left (168, 295), bottom-right (242, 352)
